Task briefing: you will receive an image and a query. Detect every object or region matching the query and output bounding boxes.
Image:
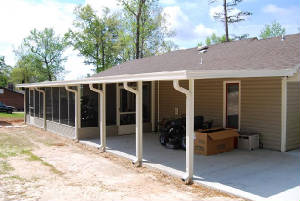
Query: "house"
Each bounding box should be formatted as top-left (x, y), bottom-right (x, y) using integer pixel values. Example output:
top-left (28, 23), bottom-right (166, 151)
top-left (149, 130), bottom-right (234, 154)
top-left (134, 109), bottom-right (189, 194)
top-left (0, 87), bottom-right (24, 111)
top-left (17, 34), bottom-right (300, 184)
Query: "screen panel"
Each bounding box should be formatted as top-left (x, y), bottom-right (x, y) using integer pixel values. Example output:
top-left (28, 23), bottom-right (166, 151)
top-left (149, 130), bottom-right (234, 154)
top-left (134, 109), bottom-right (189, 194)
top-left (52, 87), bottom-right (59, 123)
top-left (34, 91), bottom-right (39, 117)
top-left (80, 84), bottom-right (98, 127)
top-left (60, 87), bottom-right (68, 125)
top-left (45, 88), bottom-right (52, 121)
top-left (68, 91), bottom-right (75, 126)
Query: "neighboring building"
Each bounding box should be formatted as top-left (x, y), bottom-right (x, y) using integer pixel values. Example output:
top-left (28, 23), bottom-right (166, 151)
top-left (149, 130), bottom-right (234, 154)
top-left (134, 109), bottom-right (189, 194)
top-left (17, 34), bottom-right (300, 183)
top-left (0, 87), bottom-right (24, 111)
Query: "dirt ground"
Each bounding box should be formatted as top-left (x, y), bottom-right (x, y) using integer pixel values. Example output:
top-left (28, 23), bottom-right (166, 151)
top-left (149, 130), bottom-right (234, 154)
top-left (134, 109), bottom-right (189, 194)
top-left (0, 119), bottom-right (246, 201)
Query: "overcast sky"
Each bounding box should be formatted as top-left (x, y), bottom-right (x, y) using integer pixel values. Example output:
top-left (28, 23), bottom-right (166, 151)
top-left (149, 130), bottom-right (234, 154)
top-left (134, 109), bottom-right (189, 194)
top-left (0, 0), bottom-right (299, 80)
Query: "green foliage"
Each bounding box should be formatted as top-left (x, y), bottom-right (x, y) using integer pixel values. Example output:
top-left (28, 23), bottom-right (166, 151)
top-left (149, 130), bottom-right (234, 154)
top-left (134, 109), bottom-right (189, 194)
top-left (20, 28), bottom-right (67, 81)
top-left (10, 54), bottom-right (47, 84)
top-left (67, 5), bottom-right (121, 72)
top-left (260, 21), bottom-right (286, 39)
top-left (67, 2), bottom-right (177, 72)
top-left (120, 0), bottom-right (177, 59)
top-left (205, 33), bottom-right (228, 46)
top-left (0, 56), bottom-right (11, 87)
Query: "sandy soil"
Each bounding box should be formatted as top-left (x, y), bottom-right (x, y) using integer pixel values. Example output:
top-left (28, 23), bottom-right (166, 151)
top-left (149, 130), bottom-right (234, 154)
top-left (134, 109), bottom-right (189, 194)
top-left (0, 120), bottom-right (246, 201)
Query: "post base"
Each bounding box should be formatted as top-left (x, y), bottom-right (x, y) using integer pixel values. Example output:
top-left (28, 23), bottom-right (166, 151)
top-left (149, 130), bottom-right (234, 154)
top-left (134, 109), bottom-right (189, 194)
top-left (98, 146), bottom-right (106, 153)
top-left (133, 159), bottom-right (142, 167)
top-left (182, 174), bottom-right (193, 185)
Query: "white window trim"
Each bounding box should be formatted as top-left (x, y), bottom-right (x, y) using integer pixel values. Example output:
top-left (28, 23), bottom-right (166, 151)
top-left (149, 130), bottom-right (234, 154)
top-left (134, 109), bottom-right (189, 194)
top-left (223, 80), bottom-right (241, 131)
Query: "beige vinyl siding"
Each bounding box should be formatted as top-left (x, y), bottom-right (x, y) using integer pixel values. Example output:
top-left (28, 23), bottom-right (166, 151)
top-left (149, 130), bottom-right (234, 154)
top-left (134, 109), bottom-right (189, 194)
top-left (194, 79), bottom-right (223, 127)
top-left (286, 82), bottom-right (300, 150)
top-left (157, 77), bottom-right (282, 151)
top-left (158, 81), bottom-right (187, 119)
top-left (240, 78), bottom-right (282, 151)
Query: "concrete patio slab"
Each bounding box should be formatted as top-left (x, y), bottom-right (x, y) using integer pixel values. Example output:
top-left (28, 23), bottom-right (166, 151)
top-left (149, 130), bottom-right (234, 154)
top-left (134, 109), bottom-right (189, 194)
top-left (80, 133), bottom-right (300, 201)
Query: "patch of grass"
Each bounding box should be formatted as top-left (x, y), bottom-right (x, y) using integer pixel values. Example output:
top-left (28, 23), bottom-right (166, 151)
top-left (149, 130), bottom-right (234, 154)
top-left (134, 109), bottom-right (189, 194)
top-left (0, 112), bottom-right (24, 118)
top-left (0, 131), bottom-right (63, 176)
top-left (0, 133), bottom-right (33, 158)
top-left (21, 149), bottom-right (63, 175)
top-left (3, 175), bottom-right (27, 182)
top-left (0, 161), bottom-right (14, 174)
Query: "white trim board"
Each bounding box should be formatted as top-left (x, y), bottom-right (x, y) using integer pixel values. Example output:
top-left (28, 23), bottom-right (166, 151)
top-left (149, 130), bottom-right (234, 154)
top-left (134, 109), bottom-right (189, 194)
top-left (17, 68), bottom-right (298, 88)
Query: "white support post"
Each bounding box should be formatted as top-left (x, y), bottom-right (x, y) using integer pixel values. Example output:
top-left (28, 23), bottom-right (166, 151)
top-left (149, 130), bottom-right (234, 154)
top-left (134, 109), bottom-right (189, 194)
top-left (116, 83), bottom-right (120, 126)
top-left (151, 81), bottom-right (155, 132)
top-left (65, 86), bottom-right (79, 141)
top-left (124, 81), bottom-right (143, 167)
top-left (24, 89), bottom-right (27, 124)
top-left (35, 87), bottom-right (46, 130)
top-left (89, 83), bottom-right (106, 152)
top-left (173, 79), bottom-right (194, 184)
top-left (281, 77), bottom-right (287, 152)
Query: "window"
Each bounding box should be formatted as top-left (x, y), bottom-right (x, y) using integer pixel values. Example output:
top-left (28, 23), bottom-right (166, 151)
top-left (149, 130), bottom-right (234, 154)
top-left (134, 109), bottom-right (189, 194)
top-left (81, 85), bottom-right (98, 127)
top-left (45, 88), bottom-right (52, 120)
top-left (224, 81), bottom-right (240, 130)
top-left (52, 87), bottom-right (59, 123)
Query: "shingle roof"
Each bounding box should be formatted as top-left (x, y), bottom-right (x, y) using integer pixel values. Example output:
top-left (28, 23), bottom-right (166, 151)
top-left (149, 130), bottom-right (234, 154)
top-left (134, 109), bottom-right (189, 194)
top-left (16, 34), bottom-right (300, 88)
top-left (93, 33), bottom-right (300, 77)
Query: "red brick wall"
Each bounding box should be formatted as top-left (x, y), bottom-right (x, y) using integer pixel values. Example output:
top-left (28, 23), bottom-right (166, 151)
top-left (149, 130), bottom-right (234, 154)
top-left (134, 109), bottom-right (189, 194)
top-left (0, 88), bottom-right (24, 111)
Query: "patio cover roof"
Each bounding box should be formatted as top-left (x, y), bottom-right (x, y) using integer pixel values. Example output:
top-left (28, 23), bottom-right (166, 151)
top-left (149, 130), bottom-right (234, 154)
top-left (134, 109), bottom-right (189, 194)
top-left (17, 34), bottom-right (300, 88)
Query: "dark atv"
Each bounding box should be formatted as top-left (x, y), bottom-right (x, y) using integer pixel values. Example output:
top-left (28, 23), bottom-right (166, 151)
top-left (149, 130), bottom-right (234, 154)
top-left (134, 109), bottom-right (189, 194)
top-left (159, 116), bottom-right (212, 149)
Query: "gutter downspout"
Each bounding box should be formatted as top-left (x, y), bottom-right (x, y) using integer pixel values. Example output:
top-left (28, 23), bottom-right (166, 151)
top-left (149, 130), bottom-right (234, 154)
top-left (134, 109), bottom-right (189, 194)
top-left (89, 83), bottom-right (106, 152)
top-left (124, 81), bottom-right (143, 167)
top-left (35, 87), bottom-right (46, 130)
top-left (173, 79), bottom-right (194, 184)
top-left (65, 86), bottom-right (79, 141)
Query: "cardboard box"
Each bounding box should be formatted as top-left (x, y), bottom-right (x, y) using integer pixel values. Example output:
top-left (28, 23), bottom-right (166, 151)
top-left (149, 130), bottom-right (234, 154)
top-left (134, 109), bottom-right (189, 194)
top-left (194, 128), bottom-right (239, 156)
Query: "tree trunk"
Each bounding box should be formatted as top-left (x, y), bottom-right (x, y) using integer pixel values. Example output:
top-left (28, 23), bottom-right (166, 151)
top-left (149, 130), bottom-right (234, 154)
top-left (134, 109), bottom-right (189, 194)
top-left (223, 0), bottom-right (229, 42)
top-left (135, 0), bottom-right (145, 59)
top-left (140, 12), bottom-right (146, 59)
top-left (101, 41), bottom-right (105, 70)
top-left (45, 60), bottom-right (52, 81)
top-left (136, 13), bottom-right (141, 59)
top-left (95, 43), bottom-right (100, 72)
top-left (140, 37), bottom-right (144, 58)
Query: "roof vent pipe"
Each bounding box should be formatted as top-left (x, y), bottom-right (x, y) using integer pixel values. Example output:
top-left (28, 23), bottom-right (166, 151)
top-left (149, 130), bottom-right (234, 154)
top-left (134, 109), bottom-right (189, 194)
top-left (281, 34), bottom-right (285, 41)
top-left (197, 45), bottom-right (208, 54)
